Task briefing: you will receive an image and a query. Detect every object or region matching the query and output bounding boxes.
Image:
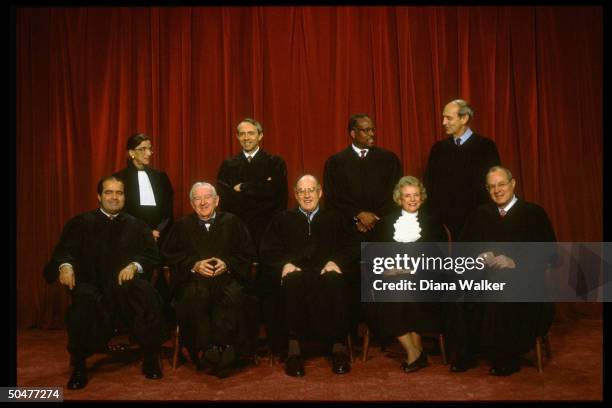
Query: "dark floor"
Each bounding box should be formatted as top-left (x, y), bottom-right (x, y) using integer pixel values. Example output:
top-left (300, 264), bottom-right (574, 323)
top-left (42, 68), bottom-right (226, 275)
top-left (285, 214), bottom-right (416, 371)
top-left (17, 317), bottom-right (602, 401)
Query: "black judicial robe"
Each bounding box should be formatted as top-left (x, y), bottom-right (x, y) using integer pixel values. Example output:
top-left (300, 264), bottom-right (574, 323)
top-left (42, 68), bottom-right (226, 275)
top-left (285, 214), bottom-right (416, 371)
top-left (217, 150), bottom-right (288, 248)
top-left (367, 209), bottom-right (448, 336)
top-left (457, 198), bottom-right (557, 359)
top-left (161, 211), bottom-right (256, 296)
top-left (44, 209), bottom-right (160, 290)
top-left (259, 207), bottom-right (357, 284)
top-left (259, 207), bottom-right (357, 349)
top-left (43, 209), bottom-right (164, 353)
top-left (323, 146), bottom-right (402, 230)
top-left (162, 211), bottom-right (257, 355)
top-left (423, 133), bottom-right (500, 239)
top-left (114, 161), bottom-right (174, 242)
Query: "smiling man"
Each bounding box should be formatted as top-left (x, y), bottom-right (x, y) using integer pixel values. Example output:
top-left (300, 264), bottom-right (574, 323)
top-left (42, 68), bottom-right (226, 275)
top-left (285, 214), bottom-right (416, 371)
top-left (44, 175), bottom-right (166, 389)
top-left (216, 118), bottom-right (288, 251)
top-left (451, 166), bottom-right (557, 376)
top-left (161, 182), bottom-right (256, 377)
top-left (423, 99), bottom-right (501, 239)
top-left (259, 175), bottom-right (357, 377)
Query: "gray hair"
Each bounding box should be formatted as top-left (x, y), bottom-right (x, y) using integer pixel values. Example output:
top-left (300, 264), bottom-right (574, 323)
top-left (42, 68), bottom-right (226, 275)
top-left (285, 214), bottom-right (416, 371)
top-left (487, 165), bottom-right (513, 183)
top-left (448, 99), bottom-right (474, 122)
top-left (392, 176), bottom-right (427, 206)
top-left (237, 118), bottom-right (263, 134)
top-left (189, 182), bottom-right (217, 200)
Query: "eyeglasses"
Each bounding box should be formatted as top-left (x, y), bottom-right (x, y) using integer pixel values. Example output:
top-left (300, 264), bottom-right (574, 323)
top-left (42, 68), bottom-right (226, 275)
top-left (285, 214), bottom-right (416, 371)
top-left (353, 127), bottom-right (376, 134)
top-left (296, 187), bottom-right (319, 196)
top-left (486, 181), bottom-right (511, 191)
top-left (134, 147), bottom-right (153, 153)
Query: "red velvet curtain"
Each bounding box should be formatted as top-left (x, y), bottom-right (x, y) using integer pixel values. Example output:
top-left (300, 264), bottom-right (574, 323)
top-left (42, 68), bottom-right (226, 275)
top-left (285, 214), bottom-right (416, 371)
top-left (16, 7), bottom-right (602, 328)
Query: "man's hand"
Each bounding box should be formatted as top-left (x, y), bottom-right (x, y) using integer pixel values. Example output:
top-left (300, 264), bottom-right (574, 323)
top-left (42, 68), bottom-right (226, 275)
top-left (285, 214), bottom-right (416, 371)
top-left (152, 229), bottom-right (161, 241)
top-left (479, 251), bottom-right (496, 267)
top-left (321, 261), bottom-right (342, 275)
top-left (118, 263), bottom-right (137, 285)
top-left (233, 183), bottom-right (242, 192)
top-left (281, 263), bottom-right (301, 279)
top-left (210, 257), bottom-right (228, 276)
top-left (356, 211), bottom-right (380, 231)
top-left (488, 255), bottom-right (516, 269)
top-left (59, 265), bottom-right (75, 290)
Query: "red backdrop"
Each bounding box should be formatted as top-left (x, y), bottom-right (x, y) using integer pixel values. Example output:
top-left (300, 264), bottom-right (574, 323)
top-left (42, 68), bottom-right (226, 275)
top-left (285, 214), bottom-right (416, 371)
top-left (16, 6), bottom-right (602, 328)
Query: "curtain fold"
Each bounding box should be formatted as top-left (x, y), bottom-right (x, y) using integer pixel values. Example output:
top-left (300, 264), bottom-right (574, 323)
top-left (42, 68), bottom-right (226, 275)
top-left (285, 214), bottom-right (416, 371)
top-left (16, 6), bottom-right (602, 328)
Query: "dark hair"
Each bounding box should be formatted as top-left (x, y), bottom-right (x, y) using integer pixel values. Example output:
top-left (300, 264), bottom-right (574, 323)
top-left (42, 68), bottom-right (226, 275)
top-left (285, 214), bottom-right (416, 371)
top-left (348, 114), bottom-right (371, 134)
top-left (97, 175), bottom-right (124, 195)
top-left (126, 133), bottom-right (151, 151)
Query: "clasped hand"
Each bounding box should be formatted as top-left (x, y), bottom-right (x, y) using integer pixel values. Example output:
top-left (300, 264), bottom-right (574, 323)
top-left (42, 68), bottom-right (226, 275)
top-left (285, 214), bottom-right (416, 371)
top-left (193, 257), bottom-right (228, 277)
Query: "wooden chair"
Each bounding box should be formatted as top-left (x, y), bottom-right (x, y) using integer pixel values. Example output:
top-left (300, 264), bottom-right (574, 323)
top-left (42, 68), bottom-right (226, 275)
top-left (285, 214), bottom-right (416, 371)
top-left (535, 334), bottom-right (552, 372)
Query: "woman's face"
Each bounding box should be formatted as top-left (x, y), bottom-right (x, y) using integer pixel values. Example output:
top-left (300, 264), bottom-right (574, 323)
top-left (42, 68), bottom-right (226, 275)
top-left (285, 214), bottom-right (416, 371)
top-left (399, 185), bottom-right (423, 213)
top-left (129, 140), bottom-right (153, 168)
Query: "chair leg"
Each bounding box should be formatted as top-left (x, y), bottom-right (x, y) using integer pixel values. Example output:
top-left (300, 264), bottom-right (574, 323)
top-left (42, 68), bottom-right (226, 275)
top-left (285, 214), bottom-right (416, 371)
top-left (439, 333), bottom-right (447, 365)
top-left (362, 326), bottom-right (370, 363)
top-left (347, 334), bottom-right (353, 364)
top-left (536, 336), bottom-right (543, 373)
top-left (172, 325), bottom-right (180, 369)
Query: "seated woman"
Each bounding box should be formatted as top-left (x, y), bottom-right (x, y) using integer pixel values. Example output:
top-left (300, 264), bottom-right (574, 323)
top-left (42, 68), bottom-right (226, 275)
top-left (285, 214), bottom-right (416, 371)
top-left (369, 176), bottom-right (447, 373)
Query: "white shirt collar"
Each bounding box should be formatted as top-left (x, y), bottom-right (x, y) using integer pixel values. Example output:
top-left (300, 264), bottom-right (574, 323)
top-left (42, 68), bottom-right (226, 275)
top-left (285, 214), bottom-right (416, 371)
top-left (499, 195), bottom-right (518, 214)
top-left (99, 208), bottom-right (119, 219)
top-left (243, 147), bottom-right (260, 159)
top-left (351, 144), bottom-right (369, 157)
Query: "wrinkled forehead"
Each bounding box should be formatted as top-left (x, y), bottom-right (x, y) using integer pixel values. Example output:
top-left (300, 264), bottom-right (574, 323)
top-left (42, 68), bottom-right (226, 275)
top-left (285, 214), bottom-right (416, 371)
top-left (103, 179), bottom-right (124, 192)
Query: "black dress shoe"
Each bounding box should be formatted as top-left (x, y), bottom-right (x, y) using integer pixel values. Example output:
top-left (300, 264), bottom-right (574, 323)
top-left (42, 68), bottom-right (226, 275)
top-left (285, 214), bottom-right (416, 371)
top-left (218, 345), bottom-right (236, 369)
top-left (450, 357), bottom-right (478, 372)
top-left (331, 351), bottom-right (351, 374)
top-left (204, 346), bottom-right (221, 367)
top-left (285, 355), bottom-right (305, 377)
top-left (401, 351), bottom-right (428, 373)
top-left (142, 354), bottom-right (163, 379)
top-left (489, 361), bottom-right (520, 376)
top-left (67, 366), bottom-right (88, 390)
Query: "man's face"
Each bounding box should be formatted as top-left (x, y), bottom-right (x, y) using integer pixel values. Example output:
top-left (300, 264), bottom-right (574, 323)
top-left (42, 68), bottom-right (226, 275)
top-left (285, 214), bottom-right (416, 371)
top-left (350, 117), bottom-right (376, 149)
top-left (442, 103), bottom-right (469, 137)
top-left (237, 122), bottom-right (263, 154)
top-left (486, 169), bottom-right (516, 208)
top-left (190, 185), bottom-right (219, 220)
top-left (98, 179), bottom-right (125, 215)
top-left (295, 177), bottom-right (322, 213)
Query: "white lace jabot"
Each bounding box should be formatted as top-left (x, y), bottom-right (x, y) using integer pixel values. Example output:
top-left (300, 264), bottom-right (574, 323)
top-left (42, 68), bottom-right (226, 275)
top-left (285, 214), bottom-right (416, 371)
top-left (392, 210), bottom-right (422, 242)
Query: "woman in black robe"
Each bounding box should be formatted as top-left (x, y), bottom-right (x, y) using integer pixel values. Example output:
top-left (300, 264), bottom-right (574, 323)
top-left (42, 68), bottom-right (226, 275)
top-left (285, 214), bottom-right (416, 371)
top-left (369, 176), bottom-right (447, 373)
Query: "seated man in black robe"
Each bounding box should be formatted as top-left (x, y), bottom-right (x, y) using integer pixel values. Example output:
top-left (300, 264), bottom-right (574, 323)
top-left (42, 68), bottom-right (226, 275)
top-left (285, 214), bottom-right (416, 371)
top-left (161, 182), bottom-right (256, 376)
top-left (44, 175), bottom-right (166, 390)
top-left (452, 165), bottom-right (557, 376)
top-left (259, 175), bottom-right (356, 377)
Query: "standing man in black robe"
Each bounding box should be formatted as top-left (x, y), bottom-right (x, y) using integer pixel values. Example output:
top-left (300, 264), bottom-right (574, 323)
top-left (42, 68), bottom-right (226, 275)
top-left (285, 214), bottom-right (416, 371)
top-left (323, 114), bottom-right (403, 333)
top-left (217, 118), bottom-right (288, 250)
top-left (423, 99), bottom-right (501, 239)
top-left (44, 176), bottom-right (166, 390)
top-left (454, 165), bottom-right (557, 376)
top-left (259, 175), bottom-right (356, 377)
top-left (161, 182), bottom-right (256, 376)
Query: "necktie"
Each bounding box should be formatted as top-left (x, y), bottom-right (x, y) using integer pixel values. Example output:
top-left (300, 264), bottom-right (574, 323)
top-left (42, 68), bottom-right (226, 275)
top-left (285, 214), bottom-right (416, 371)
top-left (360, 149), bottom-right (367, 159)
top-left (455, 138), bottom-right (461, 147)
top-left (247, 155), bottom-right (253, 163)
top-left (499, 209), bottom-right (506, 218)
top-left (199, 219), bottom-right (213, 231)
